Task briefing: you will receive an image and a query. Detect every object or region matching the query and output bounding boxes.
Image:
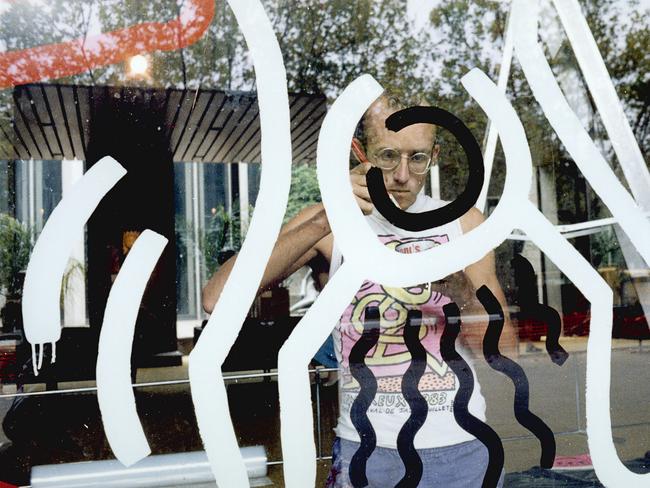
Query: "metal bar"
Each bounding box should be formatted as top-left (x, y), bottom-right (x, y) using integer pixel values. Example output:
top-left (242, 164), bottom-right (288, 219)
top-left (37, 85), bottom-right (65, 158)
top-left (201, 103), bottom-right (236, 162)
top-left (191, 162), bottom-right (202, 319)
top-left (178, 91), bottom-right (215, 162)
top-left (12, 90), bottom-right (42, 160)
top-left (171, 90), bottom-right (197, 156)
top-left (213, 98), bottom-right (258, 163)
top-left (51, 85), bottom-right (75, 159)
top-left (0, 368), bottom-right (343, 399)
top-left (71, 86), bottom-right (88, 157)
top-left (23, 86), bottom-right (55, 159)
top-left (315, 369), bottom-right (323, 459)
top-left (266, 456), bottom-right (332, 466)
top-left (190, 93), bottom-right (229, 161)
top-left (574, 350), bottom-right (582, 432)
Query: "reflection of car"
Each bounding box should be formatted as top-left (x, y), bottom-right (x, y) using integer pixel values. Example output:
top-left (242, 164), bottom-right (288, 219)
top-left (612, 304), bottom-right (650, 340)
top-left (561, 310), bottom-right (591, 338)
top-left (520, 305), bottom-right (649, 340)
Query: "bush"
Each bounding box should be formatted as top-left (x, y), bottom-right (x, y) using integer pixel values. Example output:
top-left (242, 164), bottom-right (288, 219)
top-left (0, 214), bottom-right (32, 298)
top-left (285, 164), bottom-right (322, 223)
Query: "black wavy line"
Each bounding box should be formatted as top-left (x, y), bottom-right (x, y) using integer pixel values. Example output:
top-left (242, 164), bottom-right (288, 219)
top-left (348, 306), bottom-right (380, 488)
top-left (440, 302), bottom-right (504, 488)
top-left (513, 254), bottom-right (568, 366)
top-left (477, 285), bottom-right (556, 468)
top-left (395, 310), bottom-right (428, 488)
top-left (366, 106), bottom-right (485, 232)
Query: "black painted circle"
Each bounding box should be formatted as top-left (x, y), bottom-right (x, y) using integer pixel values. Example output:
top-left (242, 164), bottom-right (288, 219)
top-left (365, 106), bottom-right (484, 232)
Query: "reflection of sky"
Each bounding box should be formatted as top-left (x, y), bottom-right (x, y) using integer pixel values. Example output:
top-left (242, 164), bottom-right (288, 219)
top-left (407, 0), bottom-right (438, 32)
top-left (0, 0), bottom-right (647, 93)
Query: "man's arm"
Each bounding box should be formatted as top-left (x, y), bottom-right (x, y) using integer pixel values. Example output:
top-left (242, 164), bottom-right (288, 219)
top-left (459, 208), bottom-right (518, 355)
top-left (201, 203), bottom-right (332, 313)
top-left (201, 162), bottom-right (376, 314)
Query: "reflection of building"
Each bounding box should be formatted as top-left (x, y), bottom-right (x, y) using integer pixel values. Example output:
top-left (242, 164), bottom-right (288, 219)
top-left (1, 83), bottom-right (325, 377)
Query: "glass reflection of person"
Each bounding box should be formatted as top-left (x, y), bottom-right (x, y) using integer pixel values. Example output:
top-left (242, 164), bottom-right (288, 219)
top-left (202, 93), bottom-right (516, 487)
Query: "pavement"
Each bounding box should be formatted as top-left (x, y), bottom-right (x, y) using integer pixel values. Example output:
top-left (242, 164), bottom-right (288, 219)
top-left (0, 337), bottom-right (649, 486)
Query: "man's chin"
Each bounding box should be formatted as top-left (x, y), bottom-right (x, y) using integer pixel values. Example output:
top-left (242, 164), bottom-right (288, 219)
top-left (390, 194), bottom-right (413, 210)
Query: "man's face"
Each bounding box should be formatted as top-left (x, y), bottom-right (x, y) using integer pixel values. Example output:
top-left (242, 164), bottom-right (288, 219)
top-left (365, 103), bottom-right (439, 210)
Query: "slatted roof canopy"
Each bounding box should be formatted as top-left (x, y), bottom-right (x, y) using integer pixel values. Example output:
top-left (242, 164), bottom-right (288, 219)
top-left (2, 84), bottom-right (327, 164)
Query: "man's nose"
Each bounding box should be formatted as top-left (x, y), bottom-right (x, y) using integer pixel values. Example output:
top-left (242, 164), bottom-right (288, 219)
top-left (393, 154), bottom-right (410, 183)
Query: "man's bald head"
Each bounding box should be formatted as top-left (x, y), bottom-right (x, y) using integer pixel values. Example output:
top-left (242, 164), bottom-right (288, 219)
top-left (360, 93), bottom-right (437, 154)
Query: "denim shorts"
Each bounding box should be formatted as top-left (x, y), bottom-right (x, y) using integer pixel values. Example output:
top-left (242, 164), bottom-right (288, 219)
top-left (325, 437), bottom-right (505, 488)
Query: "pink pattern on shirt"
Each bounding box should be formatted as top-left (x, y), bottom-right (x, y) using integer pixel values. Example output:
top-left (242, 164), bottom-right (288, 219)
top-left (337, 233), bottom-right (453, 381)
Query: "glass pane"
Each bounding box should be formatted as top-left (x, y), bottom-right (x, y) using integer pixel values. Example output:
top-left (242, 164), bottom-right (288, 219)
top-left (0, 0), bottom-right (647, 486)
top-left (174, 161), bottom-right (193, 318)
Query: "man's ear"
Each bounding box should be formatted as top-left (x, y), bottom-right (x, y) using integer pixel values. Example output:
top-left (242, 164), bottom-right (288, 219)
top-left (432, 143), bottom-right (441, 164)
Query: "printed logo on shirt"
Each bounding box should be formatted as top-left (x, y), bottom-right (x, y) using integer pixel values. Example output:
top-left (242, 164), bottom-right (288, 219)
top-left (338, 233), bottom-right (457, 399)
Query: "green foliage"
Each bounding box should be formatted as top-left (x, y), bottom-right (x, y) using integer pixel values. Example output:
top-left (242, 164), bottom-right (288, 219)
top-left (61, 258), bottom-right (85, 308)
top-left (285, 164), bottom-right (322, 223)
top-left (590, 226), bottom-right (625, 268)
top-left (201, 205), bottom-right (242, 276)
top-left (176, 204), bottom-right (245, 278)
top-left (0, 214), bottom-right (32, 298)
top-left (427, 0), bottom-right (649, 203)
top-left (266, 0), bottom-right (435, 101)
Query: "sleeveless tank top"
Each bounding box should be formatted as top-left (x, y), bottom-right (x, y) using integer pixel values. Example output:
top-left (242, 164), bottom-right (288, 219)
top-left (330, 194), bottom-right (487, 449)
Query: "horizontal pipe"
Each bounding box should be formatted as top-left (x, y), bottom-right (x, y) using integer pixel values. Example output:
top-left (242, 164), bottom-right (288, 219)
top-left (31, 446), bottom-right (266, 488)
top-left (0, 367), bottom-right (342, 399)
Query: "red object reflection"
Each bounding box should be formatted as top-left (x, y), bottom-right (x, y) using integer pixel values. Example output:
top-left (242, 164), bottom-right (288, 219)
top-left (0, 0), bottom-right (215, 88)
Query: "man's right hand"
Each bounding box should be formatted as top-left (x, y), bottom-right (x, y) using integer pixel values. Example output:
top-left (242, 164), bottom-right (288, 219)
top-left (350, 162), bottom-right (374, 215)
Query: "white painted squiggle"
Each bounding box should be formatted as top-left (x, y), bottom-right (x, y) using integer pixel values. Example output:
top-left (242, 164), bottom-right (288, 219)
top-left (550, 0), bottom-right (650, 209)
top-left (276, 69), bottom-right (532, 486)
top-left (476, 7), bottom-right (514, 212)
top-left (511, 0), bottom-right (650, 267)
top-left (187, 0), bottom-right (291, 486)
top-left (317, 76), bottom-right (531, 289)
top-left (463, 68), bottom-right (640, 486)
top-left (22, 156), bottom-right (126, 376)
top-left (278, 264), bottom-right (364, 487)
top-left (512, 1), bottom-right (650, 485)
top-left (96, 230), bottom-right (167, 467)
top-left (517, 205), bottom-right (646, 487)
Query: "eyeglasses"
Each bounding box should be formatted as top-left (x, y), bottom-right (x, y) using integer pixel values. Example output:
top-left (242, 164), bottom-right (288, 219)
top-left (371, 148), bottom-right (432, 175)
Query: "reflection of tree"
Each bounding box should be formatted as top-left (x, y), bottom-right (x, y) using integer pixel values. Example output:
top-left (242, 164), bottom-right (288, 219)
top-left (0, 0), bottom-right (214, 88)
top-left (0, 0), bottom-right (646, 219)
top-left (267, 0), bottom-right (434, 100)
top-left (95, 0), bottom-right (247, 89)
top-left (426, 0), bottom-right (649, 203)
top-left (285, 164), bottom-right (321, 224)
top-left (176, 204), bottom-right (243, 278)
top-left (0, 214), bottom-right (32, 299)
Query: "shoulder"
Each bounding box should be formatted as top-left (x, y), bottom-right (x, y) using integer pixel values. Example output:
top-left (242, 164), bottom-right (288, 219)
top-left (459, 207), bottom-right (485, 233)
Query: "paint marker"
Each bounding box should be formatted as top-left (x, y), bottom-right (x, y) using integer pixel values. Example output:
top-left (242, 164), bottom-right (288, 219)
top-left (351, 139), bottom-right (400, 208)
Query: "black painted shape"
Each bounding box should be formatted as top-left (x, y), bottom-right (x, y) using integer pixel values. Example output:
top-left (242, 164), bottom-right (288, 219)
top-left (477, 285), bottom-right (556, 469)
top-left (395, 310), bottom-right (428, 488)
top-left (513, 254), bottom-right (568, 366)
top-left (440, 302), bottom-right (504, 488)
top-left (366, 106), bottom-right (484, 231)
top-left (349, 307), bottom-right (381, 488)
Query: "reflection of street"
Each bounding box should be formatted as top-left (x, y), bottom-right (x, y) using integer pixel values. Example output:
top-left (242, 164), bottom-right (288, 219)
top-left (0, 338), bottom-right (649, 485)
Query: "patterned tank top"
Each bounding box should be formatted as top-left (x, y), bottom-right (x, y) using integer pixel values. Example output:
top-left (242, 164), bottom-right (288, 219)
top-left (330, 194), bottom-right (487, 449)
